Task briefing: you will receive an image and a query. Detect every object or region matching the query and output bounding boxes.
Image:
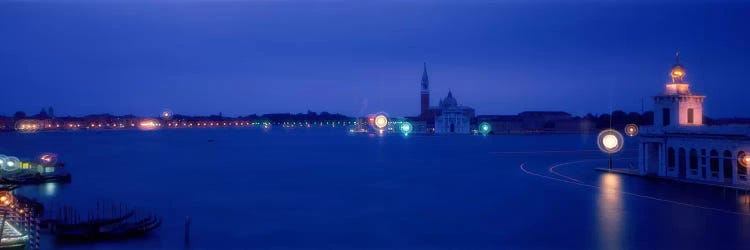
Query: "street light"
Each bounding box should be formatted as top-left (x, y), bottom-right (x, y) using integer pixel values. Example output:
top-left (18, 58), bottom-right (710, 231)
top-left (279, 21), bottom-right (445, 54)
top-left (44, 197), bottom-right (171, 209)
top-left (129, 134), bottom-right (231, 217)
top-left (161, 109), bottom-right (173, 120)
top-left (597, 129), bottom-right (624, 170)
top-left (624, 124), bottom-right (639, 137)
top-left (400, 121), bottom-right (413, 135)
top-left (2, 157), bottom-right (20, 172)
top-left (374, 114), bottom-right (388, 130)
top-left (479, 122), bottom-right (492, 136)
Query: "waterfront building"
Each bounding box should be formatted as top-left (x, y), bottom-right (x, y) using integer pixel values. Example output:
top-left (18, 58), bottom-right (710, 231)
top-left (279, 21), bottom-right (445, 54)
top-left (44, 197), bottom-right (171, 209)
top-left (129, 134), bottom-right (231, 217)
top-left (476, 115), bottom-right (524, 134)
top-left (434, 91), bottom-right (474, 134)
top-left (420, 63), bottom-right (431, 119)
top-left (417, 63), bottom-right (437, 132)
top-left (518, 111), bottom-right (572, 131)
top-left (413, 63), bottom-right (475, 134)
top-left (638, 54), bottom-right (750, 185)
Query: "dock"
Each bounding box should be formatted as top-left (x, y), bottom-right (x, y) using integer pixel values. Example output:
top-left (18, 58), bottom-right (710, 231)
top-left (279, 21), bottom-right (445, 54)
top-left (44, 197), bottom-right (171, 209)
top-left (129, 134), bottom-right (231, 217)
top-left (596, 167), bottom-right (750, 191)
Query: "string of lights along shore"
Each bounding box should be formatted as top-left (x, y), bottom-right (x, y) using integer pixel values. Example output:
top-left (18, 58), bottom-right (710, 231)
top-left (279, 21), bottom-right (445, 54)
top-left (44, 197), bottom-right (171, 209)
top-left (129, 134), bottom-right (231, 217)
top-left (7, 62), bottom-right (600, 136)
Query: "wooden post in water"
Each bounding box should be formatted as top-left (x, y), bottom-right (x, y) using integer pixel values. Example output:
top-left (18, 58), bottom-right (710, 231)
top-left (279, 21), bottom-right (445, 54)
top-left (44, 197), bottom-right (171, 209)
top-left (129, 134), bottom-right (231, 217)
top-left (185, 216), bottom-right (191, 245)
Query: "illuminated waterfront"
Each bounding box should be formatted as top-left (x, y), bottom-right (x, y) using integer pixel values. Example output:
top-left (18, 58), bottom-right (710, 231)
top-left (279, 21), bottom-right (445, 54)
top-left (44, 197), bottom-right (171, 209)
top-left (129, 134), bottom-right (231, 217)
top-left (3, 129), bottom-right (750, 249)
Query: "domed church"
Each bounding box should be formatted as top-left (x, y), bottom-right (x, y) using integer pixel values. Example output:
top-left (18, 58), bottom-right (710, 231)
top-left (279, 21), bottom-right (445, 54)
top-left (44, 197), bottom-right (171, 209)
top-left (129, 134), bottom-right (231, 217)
top-left (417, 63), bottom-right (475, 134)
top-left (434, 91), bottom-right (474, 134)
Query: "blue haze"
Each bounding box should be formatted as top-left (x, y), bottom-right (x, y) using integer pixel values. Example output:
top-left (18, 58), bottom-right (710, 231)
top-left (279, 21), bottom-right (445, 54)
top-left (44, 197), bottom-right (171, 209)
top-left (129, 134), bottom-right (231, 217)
top-left (0, 1), bottom-right (749, 117)
top-left (1, 129), bottom-right (749, 249)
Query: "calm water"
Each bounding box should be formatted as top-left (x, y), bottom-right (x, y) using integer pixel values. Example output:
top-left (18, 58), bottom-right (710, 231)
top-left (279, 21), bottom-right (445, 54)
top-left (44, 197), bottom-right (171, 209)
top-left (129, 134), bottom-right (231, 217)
top-left (2, 128), bottom-right (749, 249)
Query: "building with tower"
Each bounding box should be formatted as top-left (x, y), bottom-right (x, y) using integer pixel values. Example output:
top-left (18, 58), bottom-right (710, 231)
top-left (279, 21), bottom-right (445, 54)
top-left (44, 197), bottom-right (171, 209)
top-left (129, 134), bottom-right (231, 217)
top-left (638, 53), bottom-right (750, 186)
top-left (413, 63), bottom-right (475, 134)
top-left (420, 63), bottom-right (430, 118)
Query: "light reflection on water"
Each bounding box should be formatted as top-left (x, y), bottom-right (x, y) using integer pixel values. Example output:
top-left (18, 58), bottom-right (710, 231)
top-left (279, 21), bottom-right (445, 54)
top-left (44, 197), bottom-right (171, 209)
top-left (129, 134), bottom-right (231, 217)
top-left (597, 173), bottom-right (623, 250)
top-left (42, 182), bottom-right (57, 197)
top-left (739, 194), bottom-right (750, 214)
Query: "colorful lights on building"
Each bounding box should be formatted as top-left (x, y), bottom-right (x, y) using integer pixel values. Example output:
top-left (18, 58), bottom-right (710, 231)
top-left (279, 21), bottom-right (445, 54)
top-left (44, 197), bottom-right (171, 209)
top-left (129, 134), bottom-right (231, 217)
top-left (39, 153), bottom-right (58, 166)
top-left (138, 119), bottom-right (161, 131)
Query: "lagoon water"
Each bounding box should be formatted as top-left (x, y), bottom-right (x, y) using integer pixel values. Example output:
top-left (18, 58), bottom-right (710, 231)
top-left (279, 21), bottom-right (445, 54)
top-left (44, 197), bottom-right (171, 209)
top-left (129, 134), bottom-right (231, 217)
top-left (2, 128), bottom-right (750, 249)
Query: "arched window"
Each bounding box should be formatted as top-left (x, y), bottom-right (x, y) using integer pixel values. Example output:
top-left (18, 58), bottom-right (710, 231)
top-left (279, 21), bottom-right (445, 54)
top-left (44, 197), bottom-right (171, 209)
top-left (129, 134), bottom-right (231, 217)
top-left (724, 150), bottom-right (734, 180)
top-left (668, 147), bottom-right (676, 171)
top-left (701, 149), bottom-right (707, 178)
top-left (689, 149), bottom-right (698, 171)
top-left (710, 150), bottom-right (719, 177)
top-left (678, 148), bottom-right (687, 176)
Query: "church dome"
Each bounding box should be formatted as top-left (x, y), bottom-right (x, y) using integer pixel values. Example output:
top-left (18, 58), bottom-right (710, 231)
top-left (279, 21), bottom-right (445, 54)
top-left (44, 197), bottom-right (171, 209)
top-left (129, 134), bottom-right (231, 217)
top-left (440, 91), bottom-right (458, 107)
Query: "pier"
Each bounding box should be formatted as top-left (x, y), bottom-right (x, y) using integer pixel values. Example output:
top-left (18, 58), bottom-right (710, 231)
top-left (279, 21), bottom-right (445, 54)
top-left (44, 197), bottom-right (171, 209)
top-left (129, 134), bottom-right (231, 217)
top-left (597, 167), bottom-right (750, 192)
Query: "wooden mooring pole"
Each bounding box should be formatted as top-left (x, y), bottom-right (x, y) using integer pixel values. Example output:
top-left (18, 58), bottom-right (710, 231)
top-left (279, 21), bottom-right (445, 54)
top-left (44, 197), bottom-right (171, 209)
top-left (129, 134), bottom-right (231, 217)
top-left (184, 216), bottom-right (191, 246)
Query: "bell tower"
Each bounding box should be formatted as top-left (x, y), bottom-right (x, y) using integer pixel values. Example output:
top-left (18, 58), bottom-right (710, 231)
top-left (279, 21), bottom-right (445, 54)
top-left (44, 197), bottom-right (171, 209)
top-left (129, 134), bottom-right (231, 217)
top-left (420, 63), bottom-right (430, 116)
top-left (653, 52), bottom-right (705, 129)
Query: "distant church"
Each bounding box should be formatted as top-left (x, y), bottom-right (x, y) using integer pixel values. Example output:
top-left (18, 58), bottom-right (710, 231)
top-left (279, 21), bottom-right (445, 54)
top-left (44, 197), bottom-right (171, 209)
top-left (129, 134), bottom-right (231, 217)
top-left (638, 53), bottom-right (750, 186)
top-left (417, 63), bottom-right (475, 134)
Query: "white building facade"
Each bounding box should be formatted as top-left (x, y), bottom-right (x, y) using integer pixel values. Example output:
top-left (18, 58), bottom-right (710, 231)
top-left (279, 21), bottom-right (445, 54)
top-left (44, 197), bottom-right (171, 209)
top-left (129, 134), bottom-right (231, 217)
top-left (638, 55), bottom-right (750, 185)
top-left (434, 91), bottom-right (474, 134)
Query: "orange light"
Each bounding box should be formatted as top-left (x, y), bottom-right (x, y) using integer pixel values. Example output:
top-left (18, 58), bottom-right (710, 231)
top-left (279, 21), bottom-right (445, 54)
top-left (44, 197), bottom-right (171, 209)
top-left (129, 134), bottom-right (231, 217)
top-left (374, 115), bottom-right (388, 129)
top-left (138, 119), bottom-right (160, 130)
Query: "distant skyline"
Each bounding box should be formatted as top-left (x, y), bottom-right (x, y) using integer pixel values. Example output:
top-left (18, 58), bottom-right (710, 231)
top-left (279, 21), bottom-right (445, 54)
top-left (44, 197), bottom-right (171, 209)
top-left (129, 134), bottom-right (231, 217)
top-left (1, 1), bottom-right (749, 118)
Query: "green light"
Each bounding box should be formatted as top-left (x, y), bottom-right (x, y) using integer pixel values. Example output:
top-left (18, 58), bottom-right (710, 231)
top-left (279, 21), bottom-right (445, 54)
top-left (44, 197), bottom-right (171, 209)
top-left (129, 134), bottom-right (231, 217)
top-left (479, 122), bottom-right (491, 135)
top-left (400, 122), bottom-right (413, 135)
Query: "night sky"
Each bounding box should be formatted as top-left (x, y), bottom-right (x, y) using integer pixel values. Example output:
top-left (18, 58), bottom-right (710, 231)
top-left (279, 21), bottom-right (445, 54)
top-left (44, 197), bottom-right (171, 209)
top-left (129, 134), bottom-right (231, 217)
top-left (1, 1), bottom-right (748, 118)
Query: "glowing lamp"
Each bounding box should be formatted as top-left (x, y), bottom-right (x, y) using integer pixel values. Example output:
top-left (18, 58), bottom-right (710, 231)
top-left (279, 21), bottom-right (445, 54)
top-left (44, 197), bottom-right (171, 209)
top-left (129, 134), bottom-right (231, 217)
top-left (597, 129), bottom-right (624, 154)
top-left (670, 64), bottom-right (686, 82)
top-left (374, 115), bottom-right (388, 129)
top-left (2, 156), bottom-right (19, 172)
top-left (15, 120), bottom-right (40, 133)
top-left (602, 135), bottom-right (618, 149)
top-left (479, 122), bottom-right (492, 135)
top-left (624, 124), bottom-right (639, 137)
top-left (400, 122), bottom-right (413, 135)
top-left (39, 153), bottom-right (58, 166)
top-left (138, 119), bottom-right (160, 131)
top-left (161, 109), bottom-right (173, 120)
top-left (739, 152), bottom-right (750, 167)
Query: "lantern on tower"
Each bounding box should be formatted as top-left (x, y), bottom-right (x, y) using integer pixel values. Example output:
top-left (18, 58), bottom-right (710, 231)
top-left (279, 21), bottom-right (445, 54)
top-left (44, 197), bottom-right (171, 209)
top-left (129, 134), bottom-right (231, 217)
top-left (670, 52), bottom-right (686, 83)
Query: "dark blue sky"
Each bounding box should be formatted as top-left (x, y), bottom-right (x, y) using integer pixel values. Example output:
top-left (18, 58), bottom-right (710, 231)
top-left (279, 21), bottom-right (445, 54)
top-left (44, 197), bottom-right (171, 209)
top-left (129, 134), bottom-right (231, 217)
top-left (1, 1), bottom-right (748, 117)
